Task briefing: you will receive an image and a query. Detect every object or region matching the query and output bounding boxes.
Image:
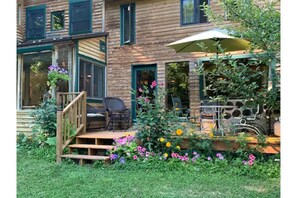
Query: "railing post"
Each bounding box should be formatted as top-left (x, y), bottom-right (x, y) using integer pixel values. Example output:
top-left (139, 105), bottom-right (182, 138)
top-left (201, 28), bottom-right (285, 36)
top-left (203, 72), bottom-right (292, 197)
top-left (56, 111), bottom-right (63, 164)
top-left (82, 91), bottom-right (87, 134)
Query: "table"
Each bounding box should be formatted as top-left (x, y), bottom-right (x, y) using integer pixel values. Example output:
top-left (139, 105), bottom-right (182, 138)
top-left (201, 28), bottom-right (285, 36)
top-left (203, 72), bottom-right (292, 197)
top-left (199, 105), bottom-right (237, 135)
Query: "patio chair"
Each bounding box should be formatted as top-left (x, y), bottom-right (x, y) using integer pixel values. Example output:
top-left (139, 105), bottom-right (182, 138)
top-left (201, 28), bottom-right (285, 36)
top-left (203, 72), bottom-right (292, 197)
top-left (103, 97), bottom-right (131, 131)
top-left (171, 95), bottom-right (190, 122)
top-left (199, 100), bottom-right (217, 132)
top-left (86, 104), bottom-right (105, 130)
top-left (231, 104), bottom-right (266, 135)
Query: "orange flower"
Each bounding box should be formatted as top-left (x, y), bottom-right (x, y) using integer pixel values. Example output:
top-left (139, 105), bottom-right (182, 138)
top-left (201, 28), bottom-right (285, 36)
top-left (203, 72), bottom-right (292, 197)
top-left (176, 129), bottom-right (183, 136)
top-left (166, 142), bottom-right (171, 147)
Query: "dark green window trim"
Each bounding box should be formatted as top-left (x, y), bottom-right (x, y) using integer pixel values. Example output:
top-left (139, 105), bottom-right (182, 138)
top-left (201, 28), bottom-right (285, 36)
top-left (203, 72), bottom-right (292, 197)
top-left (69, 0), bottom-right (92, 35)
top-left (78, 57), bottom-right (106, 101)
top-left (99, 40), bottom-right (106, 52)
top-left (17, 44), bottom-right (54, 54)
top-left (180, 0), bottom-right (209, 26)
top-left (51, 11), bottom-right (65, 31)
top-left (26, 5), bottom-right (46, 40)
top-left (120, 3), bottom-right (136, 46)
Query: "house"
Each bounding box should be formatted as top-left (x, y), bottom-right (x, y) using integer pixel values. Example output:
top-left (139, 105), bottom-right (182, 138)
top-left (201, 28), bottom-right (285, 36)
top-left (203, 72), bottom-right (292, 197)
top-left (17, 0), bottom-right (108, 133)
top-left (16, 0), bottom-right (273, 133)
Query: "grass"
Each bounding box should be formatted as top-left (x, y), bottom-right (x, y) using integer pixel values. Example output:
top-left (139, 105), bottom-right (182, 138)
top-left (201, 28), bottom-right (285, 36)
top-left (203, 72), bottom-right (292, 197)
top-left (17, 149), bottom-right (280, 198)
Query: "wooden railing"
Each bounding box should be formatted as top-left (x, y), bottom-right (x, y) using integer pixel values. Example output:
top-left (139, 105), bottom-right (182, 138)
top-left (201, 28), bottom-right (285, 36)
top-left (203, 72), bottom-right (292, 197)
top-left (56, 91), bottom-right (87, 163)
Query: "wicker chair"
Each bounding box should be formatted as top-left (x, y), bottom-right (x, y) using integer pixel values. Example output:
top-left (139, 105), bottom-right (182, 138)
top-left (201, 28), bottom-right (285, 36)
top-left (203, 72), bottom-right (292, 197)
top-left (103, 97), bottom-right (131, 131)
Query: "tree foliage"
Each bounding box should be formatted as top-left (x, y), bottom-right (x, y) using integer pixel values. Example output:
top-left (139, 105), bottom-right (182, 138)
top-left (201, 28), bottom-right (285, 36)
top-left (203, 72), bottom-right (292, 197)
top-left (200, 0), bottom-right (280, 114)
top-left (202, 0), bottom-right (280, 63)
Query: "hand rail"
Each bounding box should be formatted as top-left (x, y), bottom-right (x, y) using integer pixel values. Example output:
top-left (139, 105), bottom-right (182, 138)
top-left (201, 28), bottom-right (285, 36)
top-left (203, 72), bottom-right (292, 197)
top-left (56, 91), bottom-right (87, 163)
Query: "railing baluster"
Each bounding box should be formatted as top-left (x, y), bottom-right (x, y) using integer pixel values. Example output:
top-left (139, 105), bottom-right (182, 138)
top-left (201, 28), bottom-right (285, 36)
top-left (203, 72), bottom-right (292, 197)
top-left (56, 91), bottom-right (87, 164)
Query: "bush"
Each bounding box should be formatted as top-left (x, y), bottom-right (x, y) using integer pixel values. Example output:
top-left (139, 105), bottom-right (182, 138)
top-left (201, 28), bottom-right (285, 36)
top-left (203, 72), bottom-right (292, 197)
top-left (30, 98), bottom-right (57, 137)
top-left (134, 81), bottom-right (185, 154)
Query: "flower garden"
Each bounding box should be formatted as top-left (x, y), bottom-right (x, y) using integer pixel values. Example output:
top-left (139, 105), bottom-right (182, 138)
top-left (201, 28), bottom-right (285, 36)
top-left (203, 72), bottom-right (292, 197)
top-left (105, 81), bottom-right (280, 178)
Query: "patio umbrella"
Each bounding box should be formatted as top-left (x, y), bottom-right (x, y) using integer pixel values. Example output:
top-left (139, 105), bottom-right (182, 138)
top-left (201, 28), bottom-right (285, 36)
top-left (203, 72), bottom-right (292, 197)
top-left (165, 29), bottom-right (250, 54)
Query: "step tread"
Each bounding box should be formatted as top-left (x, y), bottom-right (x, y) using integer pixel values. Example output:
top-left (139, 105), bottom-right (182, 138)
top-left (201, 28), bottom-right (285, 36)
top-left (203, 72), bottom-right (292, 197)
top-left (68, 144), bottom-right (114, 150)
top-left (61, 154), bottom-right (110, 160)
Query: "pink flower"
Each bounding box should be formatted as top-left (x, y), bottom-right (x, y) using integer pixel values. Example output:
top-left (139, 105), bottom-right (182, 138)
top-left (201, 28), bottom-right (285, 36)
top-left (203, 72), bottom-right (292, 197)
top-left (249, 154), bottom-right (256, 161)
top-left (151, 81), bottom-right (157, 88)
top-left (138, 88), bottom-right (143, 92)
top-left (144, 97), bottom-right (150, 103)
top-left (248, 160), bottom-right (254, 166)
top-left (133, 155), bottom-right (138, 160)
top-left (242, 160), bottom-right (247, 165)
top-left (141, 147), bottom-right (146, 152)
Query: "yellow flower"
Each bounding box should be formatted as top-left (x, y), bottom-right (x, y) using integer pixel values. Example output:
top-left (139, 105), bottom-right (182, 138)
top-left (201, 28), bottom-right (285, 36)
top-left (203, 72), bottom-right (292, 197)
top-left (164, 153), bottom-right (168, 158)
top-left (166, 142), bottom-right (171, 147)
top-left (209, 132), bottom-right (214, 138)
top-left (189, 128), bottom-right (194, 133)
top-left (176, 145), bottom-right (181, 150)
top-left (181, 123), bottom-right (187, 126)
top-left (159, 137), bottom-right (165, 142)
top-left (175, 108), bottom-right (180, 111)
top-left (176, 129), bottom-right (183, 136)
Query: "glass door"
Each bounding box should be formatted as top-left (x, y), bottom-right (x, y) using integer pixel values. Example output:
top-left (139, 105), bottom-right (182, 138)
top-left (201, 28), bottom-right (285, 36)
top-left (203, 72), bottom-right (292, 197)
top-left (131, 64), bottom-right (157, 122)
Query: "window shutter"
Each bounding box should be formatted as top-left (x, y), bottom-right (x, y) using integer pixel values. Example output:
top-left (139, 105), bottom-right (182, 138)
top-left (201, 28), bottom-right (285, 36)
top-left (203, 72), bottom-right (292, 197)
top-left (70, 0), bottom-right (91, 34)
top-left (26, 6), bottom-right (45, 40)
top-left (130, 4), bottom-right (136, 44)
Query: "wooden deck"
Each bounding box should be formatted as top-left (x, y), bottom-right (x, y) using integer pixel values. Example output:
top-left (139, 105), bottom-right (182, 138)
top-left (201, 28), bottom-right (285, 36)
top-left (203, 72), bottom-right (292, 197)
top-left (60, 129), bottom-right (279, 165)
top-left (179, 135), bottom-right (280, 154)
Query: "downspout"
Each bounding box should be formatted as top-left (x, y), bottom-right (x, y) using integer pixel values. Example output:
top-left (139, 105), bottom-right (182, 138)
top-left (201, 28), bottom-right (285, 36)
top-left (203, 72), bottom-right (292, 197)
top-left (102, 0), bottom-right (105, 32)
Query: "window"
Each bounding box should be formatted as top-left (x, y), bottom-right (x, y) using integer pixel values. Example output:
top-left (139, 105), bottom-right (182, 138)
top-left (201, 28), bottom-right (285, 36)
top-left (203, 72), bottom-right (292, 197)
top-left (69, 0), bottom-right (92, 35)
top-left (79, 59), bottom-right (105, 99)
top-left (120, 3), bottom-right (135, 45)
top-left (26, 5), bottom-right (46, 40)
top-left (51, 11), bottom-right (64, 31)
top-left (22, 52), bottom-right (52, 107)
top-left (181, 0), bottom-right (208, 25)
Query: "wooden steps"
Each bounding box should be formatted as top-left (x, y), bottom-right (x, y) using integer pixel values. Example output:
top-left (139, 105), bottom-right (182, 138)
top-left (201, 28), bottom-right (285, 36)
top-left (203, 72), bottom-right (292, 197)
top-left (68, 144), bottom-right (114, 150)
top-left (61, 130), bottom-right (136, 165)
top-left (61, 154), bottom-right (110, 160)
top-left (17, 110), bottom-right (35, 134)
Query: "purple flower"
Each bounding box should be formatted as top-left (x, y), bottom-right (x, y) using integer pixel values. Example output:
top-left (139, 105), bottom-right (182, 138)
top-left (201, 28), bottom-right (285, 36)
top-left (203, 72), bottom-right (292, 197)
top-left (218, 156), bottom-right (224, 160)
top-left (242, 160), bottom-right (247, 165)
top-left (193, 151), bottom-right (198, 156)
top-left (195, 154), bottom-right (200, 159)
top-left (216, 153), bottom-right (222, 158)
top-left (207, 156), bottom-right (212, 161)
top-left (192, 158), bottom-right (197, 162)
top-left (119, 157), bottom-right (125, 164)
top-left (110, 154), bottom-right (118, 160)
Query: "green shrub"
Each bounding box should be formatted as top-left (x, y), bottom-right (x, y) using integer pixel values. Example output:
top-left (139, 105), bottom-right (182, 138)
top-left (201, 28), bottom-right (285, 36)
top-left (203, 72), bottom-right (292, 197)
top-left (30, 98), bottom-right (57, 137)
top-left (134, 81), bottom-right (182, 153)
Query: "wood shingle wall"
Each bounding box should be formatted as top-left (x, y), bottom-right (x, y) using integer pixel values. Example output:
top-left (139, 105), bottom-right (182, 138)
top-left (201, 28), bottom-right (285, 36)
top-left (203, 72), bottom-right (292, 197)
top-left (21, 0), bottom-right (103, 41)
top-left (105, 0), bottom-right (225, 112)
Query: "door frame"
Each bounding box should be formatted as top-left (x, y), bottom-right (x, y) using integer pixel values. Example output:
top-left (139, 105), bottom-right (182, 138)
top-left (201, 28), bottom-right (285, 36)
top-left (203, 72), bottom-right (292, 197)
top-left (131, 64), bottom-right (157, 122)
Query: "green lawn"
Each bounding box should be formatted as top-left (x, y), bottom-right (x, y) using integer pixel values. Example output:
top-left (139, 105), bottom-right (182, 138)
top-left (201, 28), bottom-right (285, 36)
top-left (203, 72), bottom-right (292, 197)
top-left (17, 150), bottom-right (280, 198)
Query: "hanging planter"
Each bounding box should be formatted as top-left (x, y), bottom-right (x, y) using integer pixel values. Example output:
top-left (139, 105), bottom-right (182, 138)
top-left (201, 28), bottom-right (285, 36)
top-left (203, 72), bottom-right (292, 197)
top-left (47, 65), bottom-right (70, 98)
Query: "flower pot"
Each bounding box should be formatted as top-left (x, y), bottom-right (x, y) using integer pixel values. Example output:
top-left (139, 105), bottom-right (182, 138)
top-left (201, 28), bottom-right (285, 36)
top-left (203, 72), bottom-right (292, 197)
top-left (274, 120), bottom-right (280, 136)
